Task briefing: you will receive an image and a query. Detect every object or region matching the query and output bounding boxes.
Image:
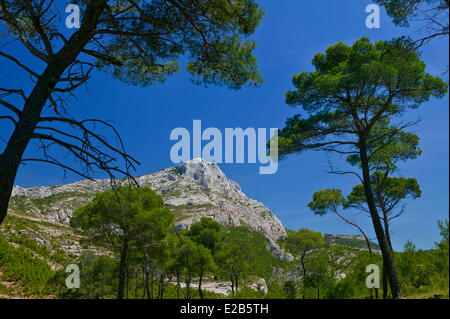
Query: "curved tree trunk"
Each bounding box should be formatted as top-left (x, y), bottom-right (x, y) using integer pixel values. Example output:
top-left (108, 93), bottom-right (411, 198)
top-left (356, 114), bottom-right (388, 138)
top-left (300, 250), bottom-right (307, 277)
top-left (381, 207), bottom-right (394, 298)
top-left (333, 208), bottom-right (373, 254)
top-left (359, 140), bottom-right (402, 299)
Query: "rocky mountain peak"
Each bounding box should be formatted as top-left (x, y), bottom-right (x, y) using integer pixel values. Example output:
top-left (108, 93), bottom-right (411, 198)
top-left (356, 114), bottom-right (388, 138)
top-left (172, 158), bottom-right (241, 193)
top-left (9, 159), bottom-right (291, 260)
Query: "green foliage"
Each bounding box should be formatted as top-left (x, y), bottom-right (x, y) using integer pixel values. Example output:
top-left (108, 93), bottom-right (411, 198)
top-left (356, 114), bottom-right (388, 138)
top-left (347, 172), bottom-right (421, 212)
top-left (60, 253), bottom-right (117, 299)
top-left (435, 219), bottom-right (449, 277)
top-left (1, 214), bottom-right (72, 265)
top-left (324, 275), bottom-right (360, 299)
top-left (374, 0), bottom-right (448, 28)
top-left (308, 189), bottom-right (346, 216)
top-left (283, 281), bottom-right (298, 299)
top-left (347, 172), bottom-right (422, 251)
top-left (285, 228), bottom-right (323, 257)
top-left (3, 186), bottom-right (447, 300)
top-left (70, 185), bottom-right (174, 298)
top-left (71, 185), bottom-right (174, 250)
top-left (0, 236), bottom-right (63, 297)
top-left (168, 235), bottom-right (216, 299)
top-left (396, 241), bottom-right (439, 296)
top-left (346, 120), bottom-right (422, 174)
top-left (2, 0), bottom-right (265, 89)
top-left (285, 228), bottom-right (324, 295)
top-left (185, 217), bottom-right (223, 253)
top-left (387, 224), bottom-right (449, 298)
top-left (277, 36), bottom-right (447, 160)
top-left (303, 249), bottom-right (334, 298)
top-left (215, 229), bottom-right (252, 292)
top-left (333, 249), bottom-right (382, 299)
top-left (274, 37), bottom-right (446, 298)
top-left (92, 0), bottom-right (265, 89)
top-left (220, 226), bottom-right (282, 280)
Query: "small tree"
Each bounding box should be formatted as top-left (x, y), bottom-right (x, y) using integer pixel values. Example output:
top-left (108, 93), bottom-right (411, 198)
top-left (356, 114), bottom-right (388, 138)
top-left (276, 37), bottom-right (447, 298)
top-left (398, 240), bottom-right (435, 290)
top-left (78, 253), bottom-right (116, 299)
top-left (135, 236), bottom-right (172, 299)
top-left (303, 250), bottom-right (332, 299)
top-left (175, 238), bottom-right (196, 299)
top-left (348, 173), bottom-right (421, 250)
top-left (167, 235), bottom-right (187, 299)
top-left (344, 122), bottom-right (422, 298)
top-left (216, 235), bottom-right (252, 294)
top-left (70, 185), bottom-right (174, 299)
top-left (169, 236), bottom-right (215, 299)
top-left (285, 228), bottom-right (323, 284)
top-left (348, 173), bottom-right (421, 298)
top-left (193, 244), bottom-right (216, 299)
top-left (283, 281), bottom-right (298, 299)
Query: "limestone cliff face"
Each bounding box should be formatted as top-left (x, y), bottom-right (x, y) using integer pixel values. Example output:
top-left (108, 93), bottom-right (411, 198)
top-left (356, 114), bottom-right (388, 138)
top-left (11, 158), bottom-right (288, 244)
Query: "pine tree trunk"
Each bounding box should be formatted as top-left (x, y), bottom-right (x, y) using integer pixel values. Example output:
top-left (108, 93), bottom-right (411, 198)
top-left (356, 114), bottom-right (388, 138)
top-left (0, 1), bottom-right (108, 226)
top-left (135, 271), bottom-right (139, 299)
top-left (117, 242), bottom-right (129, 299)
top-left (382, 210), bottom-right (394, 251)
top-left (126, 267), bottom-right (130, 299)
top-left (198, 267), bottom-right (204, 299)
top-left (230, 274), bottom-right (235, 294)
top-left (382, 209), bottom-right (394, 298)
top-left (383, 262), bottom-right (389, 299)
top-left (359, 140), bottom-right (402, 299)
top-left (301, 250), bottom-right (307, 277)
top-left (144, 272), bottom-right (150, 299)
top-left (159, 274), bottom-right (165, 299)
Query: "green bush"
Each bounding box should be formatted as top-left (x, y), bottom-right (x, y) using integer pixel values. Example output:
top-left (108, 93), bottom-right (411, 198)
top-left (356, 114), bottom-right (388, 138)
top-left (0, 236), bottom-right (63, 297)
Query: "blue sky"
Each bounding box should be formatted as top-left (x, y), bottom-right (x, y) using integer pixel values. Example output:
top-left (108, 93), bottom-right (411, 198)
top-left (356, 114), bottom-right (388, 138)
top-left (1, 1), bottom-right (448, 251)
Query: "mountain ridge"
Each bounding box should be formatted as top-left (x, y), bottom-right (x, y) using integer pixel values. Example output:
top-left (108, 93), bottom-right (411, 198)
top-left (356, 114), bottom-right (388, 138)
top-left (9, 158), bottom-right (292, 261)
